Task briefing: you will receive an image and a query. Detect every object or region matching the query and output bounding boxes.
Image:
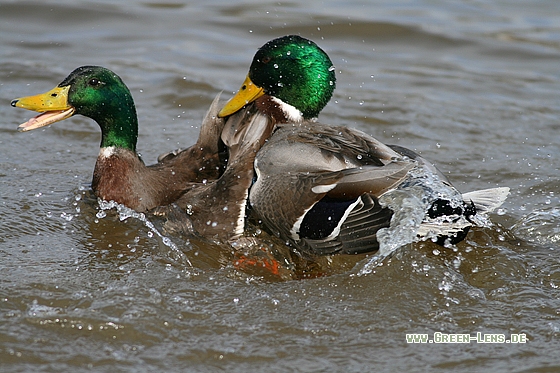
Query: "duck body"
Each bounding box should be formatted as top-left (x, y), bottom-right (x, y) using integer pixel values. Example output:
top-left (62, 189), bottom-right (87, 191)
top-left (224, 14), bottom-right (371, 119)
top-left (218, 35), bottom-right (509, 255)
top-left (89, 124), bottom-right (225, 213)
top-left (90, 146), bottom-right (202, 212)
top-left (247, 118), bottom-right (482, 255)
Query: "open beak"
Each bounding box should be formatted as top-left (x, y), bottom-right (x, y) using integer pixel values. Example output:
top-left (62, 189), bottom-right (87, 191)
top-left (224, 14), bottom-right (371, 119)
top-left (218, 74), bottom-right (265, 117)
top-left (11, 85), bottom-right (75, 132)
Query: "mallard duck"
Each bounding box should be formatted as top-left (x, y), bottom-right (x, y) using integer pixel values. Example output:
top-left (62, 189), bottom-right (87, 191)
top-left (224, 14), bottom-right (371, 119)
top-left (218, 35), bottom-right (509, 255)
top-left (12, 66), bottom-right (273, 240)
top-left (12, 66), bottom-right (226, 213)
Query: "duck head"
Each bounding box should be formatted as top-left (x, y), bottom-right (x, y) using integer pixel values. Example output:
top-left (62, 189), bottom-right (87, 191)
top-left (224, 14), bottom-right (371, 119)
top-left (12, 66), bottom-right (138, 151)
top-left (219, 35), bottom-right (336, 122)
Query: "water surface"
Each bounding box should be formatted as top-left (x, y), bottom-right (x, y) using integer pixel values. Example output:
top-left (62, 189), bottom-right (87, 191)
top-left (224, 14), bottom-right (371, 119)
top-left (1, 0), bottom-right (560, 372)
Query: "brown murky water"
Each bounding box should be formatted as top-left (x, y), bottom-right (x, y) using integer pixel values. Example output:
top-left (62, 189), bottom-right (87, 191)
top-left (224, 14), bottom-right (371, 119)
top-left (1, 0), bottom-right (560, 372)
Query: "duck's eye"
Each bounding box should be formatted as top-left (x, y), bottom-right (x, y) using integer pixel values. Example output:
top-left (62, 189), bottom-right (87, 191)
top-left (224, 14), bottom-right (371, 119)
top-left (88, 78), bottom-right (102, 87)
top-left (260, 56), bottom-right (271, 64)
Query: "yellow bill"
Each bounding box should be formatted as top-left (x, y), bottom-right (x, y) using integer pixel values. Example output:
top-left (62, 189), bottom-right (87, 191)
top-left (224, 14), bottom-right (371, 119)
top-left (12, 85), bottom-right (75, 132)
top-left (218, 75), bottom-right (265, 117)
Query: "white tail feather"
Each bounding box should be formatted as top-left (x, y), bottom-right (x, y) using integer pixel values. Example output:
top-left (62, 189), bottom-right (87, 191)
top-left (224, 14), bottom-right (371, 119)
top-left (462, 187), bottom-right (510, 214)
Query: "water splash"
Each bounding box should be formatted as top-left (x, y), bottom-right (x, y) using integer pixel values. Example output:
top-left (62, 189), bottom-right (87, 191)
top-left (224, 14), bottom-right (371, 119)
top-left (96, 200), bottom-right (192, 267)
top-left (377, 187), bottom-right (428, 257)
top-left (357, 164), bottom-right (466, 275)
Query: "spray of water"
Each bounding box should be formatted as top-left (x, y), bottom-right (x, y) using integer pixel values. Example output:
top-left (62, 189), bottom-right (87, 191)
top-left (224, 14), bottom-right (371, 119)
top-left (96, 200), bottom-right (193, 267)
top-left (358, 164), bottom-right (469, 275)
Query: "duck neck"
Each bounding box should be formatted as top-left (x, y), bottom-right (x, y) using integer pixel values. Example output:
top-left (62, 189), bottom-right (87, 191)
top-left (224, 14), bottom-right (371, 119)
top-left (256, 95), bottom-right (305, 124)
top-left (97, 102), bottom-right (138, 152)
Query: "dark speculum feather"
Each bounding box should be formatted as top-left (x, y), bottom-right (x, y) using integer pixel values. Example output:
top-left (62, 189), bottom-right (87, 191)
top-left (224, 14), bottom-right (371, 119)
top-left (299, 197), bottom-right (357, 240)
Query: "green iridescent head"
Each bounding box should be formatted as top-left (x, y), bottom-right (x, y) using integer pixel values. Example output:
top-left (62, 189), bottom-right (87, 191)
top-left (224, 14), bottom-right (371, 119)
top-left (219, 35), bottom-right (336, 119)
top-left (13, 66), bottom-right (138, 151)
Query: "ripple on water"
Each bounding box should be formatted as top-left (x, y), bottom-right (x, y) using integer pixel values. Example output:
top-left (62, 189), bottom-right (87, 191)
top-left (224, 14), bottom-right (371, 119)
top-left (512, 206), bottom-right (560, 246)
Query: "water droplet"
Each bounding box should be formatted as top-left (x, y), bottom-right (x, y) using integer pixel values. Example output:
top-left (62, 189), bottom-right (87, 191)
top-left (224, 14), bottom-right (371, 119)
top-left (453, 257), bottom-right (462, 269)
top-left (60, 212), bottom-right (73, 221)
